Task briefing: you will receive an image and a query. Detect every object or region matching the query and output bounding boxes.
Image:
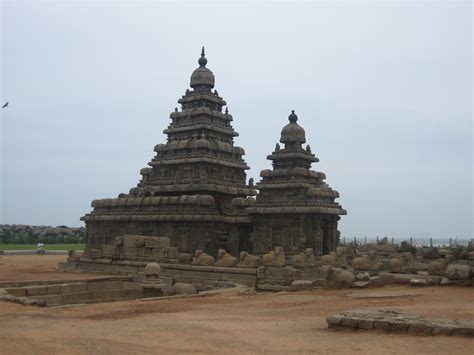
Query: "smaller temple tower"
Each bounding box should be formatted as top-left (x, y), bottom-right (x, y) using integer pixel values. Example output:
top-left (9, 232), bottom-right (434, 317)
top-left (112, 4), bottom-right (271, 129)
top-left (248, 111), bottom-right (346, 257)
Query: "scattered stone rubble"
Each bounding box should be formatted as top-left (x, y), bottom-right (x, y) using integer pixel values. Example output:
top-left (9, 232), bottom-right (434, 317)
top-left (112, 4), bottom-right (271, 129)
top-left (327, 309), bottom-right (474, 337)
top-left (59, 236), bottom-right (473, 293)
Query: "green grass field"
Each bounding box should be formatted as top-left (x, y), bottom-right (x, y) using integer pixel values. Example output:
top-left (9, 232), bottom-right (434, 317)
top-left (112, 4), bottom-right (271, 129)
top-left (0, 243), bottom-right (85, 251)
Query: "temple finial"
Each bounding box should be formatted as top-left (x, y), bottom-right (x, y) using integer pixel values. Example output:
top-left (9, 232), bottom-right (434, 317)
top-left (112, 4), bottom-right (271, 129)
top-left (288, 110), bottom-right (298, 123)
top-left (198, 46), bottom-right (207, 67)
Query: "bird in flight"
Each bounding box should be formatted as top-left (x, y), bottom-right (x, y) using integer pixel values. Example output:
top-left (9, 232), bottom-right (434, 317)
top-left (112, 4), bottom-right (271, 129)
top-left (2, 102), bottom-right (8, 109)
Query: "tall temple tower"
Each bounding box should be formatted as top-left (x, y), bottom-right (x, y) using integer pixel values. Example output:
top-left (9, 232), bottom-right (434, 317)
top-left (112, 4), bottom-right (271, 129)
top-left (248, 111), bottom-right (346, 257)
top-left (82, 48), bottom-right (256, 257)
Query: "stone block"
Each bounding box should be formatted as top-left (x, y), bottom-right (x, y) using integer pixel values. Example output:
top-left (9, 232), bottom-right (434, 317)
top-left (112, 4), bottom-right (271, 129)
top-left (451, 327), bottom-right (474, 336)
top-left (356, 272), bottom-right (370, 281)
top-left (6, 288), bottom-right (26, 297)
top-left (61, 291), bottom-right (91, 304)
top-left (358, 319), bottom-right (374, 330)
top-left (120, 289), bottom-right (143, 299)
top-left (410, 278), bottom-right (431, 286)
top-left (352, 281), bottom-right (370, 288)
top-left (86, 281), bottom-right (123, 291)
top-left (89, 290), bottom-right (121, 302)
top-left (326, 316), bottom-right (343, 328)
top-left (26, 286), bottom-right (48, 296)
top-left (391, 322), bottom-right (409, 332)
top-left (369, 276), bottom-right (383, 287)
top-left (61, 283), bottom-right (87, 293)
top-left (432, 326), bottom-right (453, 336)
top-left (373, 320), bottom-right (391, 331)
top-left (33, 294), bottom-right (62, 306)
top-left (145, 236), bottom-right (170, 248)
top-left (290, 280), bottom-right (314, 291)
top-left (121, 247), bottom-right (138, 257)
top-left (102, 244), bottom-right (116, 256)
top-left (122, 282), bottom-right (143, 291)
top-left (341, 317), bottom-right (358, 329)
top-left (408, 322), bottom-right (433, 335)
top-left (47, 285), bottom-right (62, 294)
top-left (260, 267), bottom-right (295, 281)
top-left (446, 264), bottom-right (472, 280)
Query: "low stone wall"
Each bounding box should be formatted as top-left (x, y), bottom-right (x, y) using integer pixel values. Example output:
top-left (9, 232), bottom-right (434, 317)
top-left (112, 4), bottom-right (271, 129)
top-left (4, 277), bottom-right (142, 307)
top-left (60, 261), bottom-right (258, 287)
top-left (327, 309), bottom-right (474, 337)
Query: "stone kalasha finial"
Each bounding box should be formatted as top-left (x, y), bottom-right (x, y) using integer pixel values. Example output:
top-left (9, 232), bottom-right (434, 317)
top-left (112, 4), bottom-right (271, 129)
top-left (198, 46), bottom-right (207, 67)
top-left (289, 110), bottom-right (298, 123)
top-left (225, 107), bottom-right (229, 114)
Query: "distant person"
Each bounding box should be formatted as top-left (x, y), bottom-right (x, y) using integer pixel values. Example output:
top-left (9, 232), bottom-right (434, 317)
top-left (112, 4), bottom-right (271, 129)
top-left (37, 242), bottom-right (45, 255)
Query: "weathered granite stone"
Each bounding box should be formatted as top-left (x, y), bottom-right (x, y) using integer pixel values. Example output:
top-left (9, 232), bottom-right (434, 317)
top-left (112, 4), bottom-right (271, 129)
top-left (262, 247), bottom-right (286, 267)
top-left (237, 251), bottom-right (261, 268)
top-left (290, 280), bottom-right (314, 291)
top-left (144, 262), bottom-right (161, 278)
top-left (352, 251), bottom-right (382, 271)
top-left (445, 263), bottom-right (472, 280)
top-left (369, 276), bottom-right (384, 287)
top-left (352, 281), bottom-right (370, 288)
top-left (172, 282), bottom-right (198, 295)
top-left (327, 309), bottom-right (474, 337)
top-left (427, 259), bottom-right (447, 276)
top-left (292, 248), bottom-right (316, 268)
top-left (191, 250), bottom-right (215, 266)
top-left (215, 248), bottom-right (238, 267)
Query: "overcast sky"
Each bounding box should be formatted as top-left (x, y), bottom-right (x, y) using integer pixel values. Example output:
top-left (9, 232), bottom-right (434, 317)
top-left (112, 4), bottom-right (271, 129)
top-left (1, 0), bottom-right (472, 240)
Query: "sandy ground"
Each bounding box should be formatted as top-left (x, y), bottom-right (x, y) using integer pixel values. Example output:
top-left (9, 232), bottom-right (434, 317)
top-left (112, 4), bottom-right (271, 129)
top-left (0, 255), bottom-right (473, 355)
top-left (0, 255), bottom-right (108, 281)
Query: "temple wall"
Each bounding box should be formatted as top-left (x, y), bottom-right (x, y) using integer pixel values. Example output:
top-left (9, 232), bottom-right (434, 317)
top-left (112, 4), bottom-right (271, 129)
top-left (85, 220), bottom-right (252, 257)
top-left (251, 214), bottom-right (340, 256)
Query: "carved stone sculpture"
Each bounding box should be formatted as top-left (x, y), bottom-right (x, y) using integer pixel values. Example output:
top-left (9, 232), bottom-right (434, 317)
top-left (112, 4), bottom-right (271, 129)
top-left (351, 251), bottom-right (382, 271)
top-left (215, 248), bottom-right (238, 267)
top-left (262, 247), bottom-right (285, 267)
top-left (237, 251), bottom-right (262, 268)
top-left (291, 248), bottom-right (316, 268)
top-left (191, 250), bottom-right (215, 266)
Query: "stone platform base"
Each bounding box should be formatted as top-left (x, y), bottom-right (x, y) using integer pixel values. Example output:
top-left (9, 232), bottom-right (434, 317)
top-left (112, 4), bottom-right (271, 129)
top-left (327, 309), bottom-right (474, 337)
top-left (59, 261), bottom-right (258, 287)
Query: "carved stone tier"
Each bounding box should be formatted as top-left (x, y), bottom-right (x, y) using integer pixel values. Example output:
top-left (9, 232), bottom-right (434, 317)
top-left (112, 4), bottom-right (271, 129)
top-left (82, 48), bottom-right (255, 258)
top-left (248, 111), bottom-right (346, 257)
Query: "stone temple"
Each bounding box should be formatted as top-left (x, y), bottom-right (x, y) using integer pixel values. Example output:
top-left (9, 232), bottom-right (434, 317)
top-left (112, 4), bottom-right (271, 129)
top-left (81, 48), bottom-right (346, 260)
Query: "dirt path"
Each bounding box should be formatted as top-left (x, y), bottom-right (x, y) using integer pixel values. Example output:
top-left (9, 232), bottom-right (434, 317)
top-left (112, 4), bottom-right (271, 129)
top-left (0, 256), bottom-right (473, 354)
top-left (0, 255), bottom-right (106, 281)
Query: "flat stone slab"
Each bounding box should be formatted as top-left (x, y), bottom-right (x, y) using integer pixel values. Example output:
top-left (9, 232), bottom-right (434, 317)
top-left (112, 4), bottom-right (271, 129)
top-left (346, 290), bottom-right (423, 299)
top-left (327, 309), bottom-right (474, 337)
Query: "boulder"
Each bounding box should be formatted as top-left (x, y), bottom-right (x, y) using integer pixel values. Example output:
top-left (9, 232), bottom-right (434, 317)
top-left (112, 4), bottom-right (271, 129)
top-left (172, 282), bottom-right (198, 295)
top-left (351, 251), bottom-right (382, 271)
top-left (323, 266), bottom-right (355, 288)
top-left (290, 280), bottom-right (314, 291)
top-left (333, 270), bottom-right (356, 288)
top-left (445, 264), bottom-right (472, 280)
top-left (352, 281), bottom-right (370, 288)
top-left (389, 252), bottom-right (416, 273)
top-left (427, 259), bottom-right (447, 276)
